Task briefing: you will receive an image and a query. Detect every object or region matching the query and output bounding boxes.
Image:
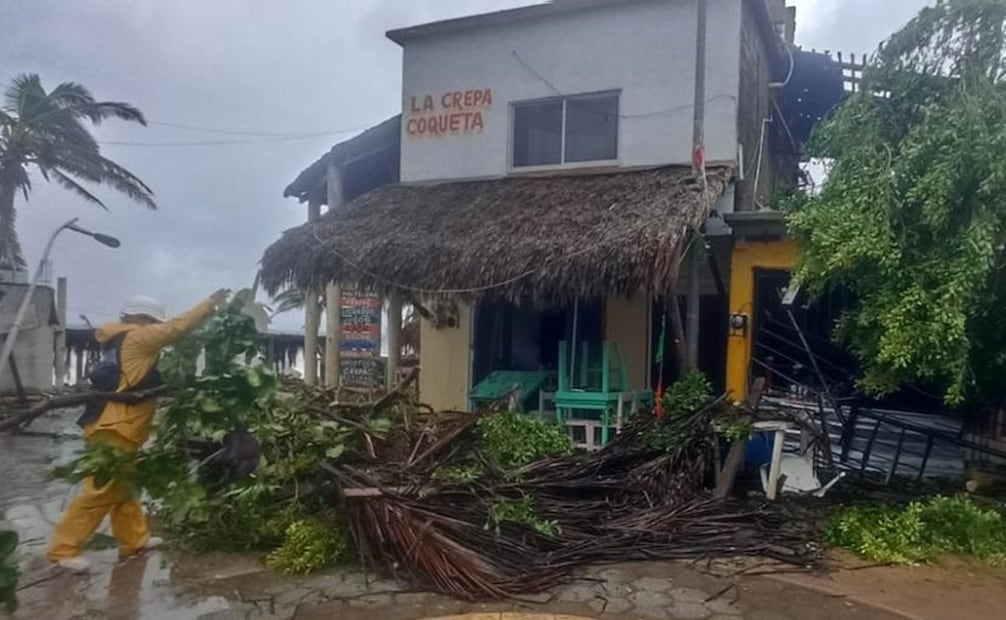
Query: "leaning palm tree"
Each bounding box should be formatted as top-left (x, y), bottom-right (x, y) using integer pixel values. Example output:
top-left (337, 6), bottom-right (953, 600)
top-left (0, 73), bottom-right (155, 269)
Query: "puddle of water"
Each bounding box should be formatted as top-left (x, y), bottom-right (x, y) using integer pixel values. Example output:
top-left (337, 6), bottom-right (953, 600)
top-left (15, 551), bottom-right (232, 619)
top-left (2, 410), bottom-right (237, 619)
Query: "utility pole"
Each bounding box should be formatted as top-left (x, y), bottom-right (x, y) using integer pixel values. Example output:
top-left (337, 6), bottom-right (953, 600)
top-left (685, 0), bottom-right (707, 370)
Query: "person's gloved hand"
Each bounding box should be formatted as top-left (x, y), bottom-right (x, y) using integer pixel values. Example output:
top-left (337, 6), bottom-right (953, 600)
top-left (210, 288), bottom-right (231, 309)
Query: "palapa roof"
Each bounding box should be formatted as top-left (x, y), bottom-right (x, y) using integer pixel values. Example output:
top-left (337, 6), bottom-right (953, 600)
top-left (283, 115), bottom-right (401, 205)
top-left (260, 166), bottom-right (729, 306)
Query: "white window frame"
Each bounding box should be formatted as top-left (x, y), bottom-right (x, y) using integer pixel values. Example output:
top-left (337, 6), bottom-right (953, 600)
top-left (509, 90), bottom-right (621, 172)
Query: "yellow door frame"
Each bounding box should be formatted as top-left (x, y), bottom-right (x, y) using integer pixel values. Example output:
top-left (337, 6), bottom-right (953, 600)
top-left (725, 239), bottom-right (798, 401)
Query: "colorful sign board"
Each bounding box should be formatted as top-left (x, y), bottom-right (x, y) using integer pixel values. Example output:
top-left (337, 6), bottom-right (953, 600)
top-left (339, 292), bottom-right (381, 358)
top-left (339, 288), bottom-right (383, 388)
top-left (406, 88), bottom-right (493, 138)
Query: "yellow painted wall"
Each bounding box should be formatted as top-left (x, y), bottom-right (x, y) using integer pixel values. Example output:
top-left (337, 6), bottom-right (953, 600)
top-left (418, 304), bottom-right (472, 411)
top-left (605, 295), bottom-right (650, 390)
top-left (725, 240), bottom-right (797, 400)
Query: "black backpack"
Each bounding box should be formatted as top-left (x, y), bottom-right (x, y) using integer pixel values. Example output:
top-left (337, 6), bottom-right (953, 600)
top-left (76, 333), bottom-right (164, 428)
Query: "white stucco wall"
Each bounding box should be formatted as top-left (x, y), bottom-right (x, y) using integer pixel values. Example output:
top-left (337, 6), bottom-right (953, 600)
top-left (398, 0), bottom-right (742, 183)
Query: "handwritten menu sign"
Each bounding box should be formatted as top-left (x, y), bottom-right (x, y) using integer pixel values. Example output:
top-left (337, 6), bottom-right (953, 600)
top-left (341, 357), bottom-right (387, 390)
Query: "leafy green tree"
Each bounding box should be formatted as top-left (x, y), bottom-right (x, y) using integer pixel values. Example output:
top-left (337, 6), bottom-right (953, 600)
top-left (0, 73), bottom-right (155, 269)
top-left (789, 0), bottom-right (1006, 405)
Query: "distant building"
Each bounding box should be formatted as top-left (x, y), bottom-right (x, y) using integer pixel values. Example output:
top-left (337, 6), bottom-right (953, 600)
top-left (0, 277), bottom-right (59, 393)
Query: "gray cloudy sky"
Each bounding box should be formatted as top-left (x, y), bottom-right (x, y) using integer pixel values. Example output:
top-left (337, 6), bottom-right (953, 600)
top-left (1, 0), bottom-right (930, 331)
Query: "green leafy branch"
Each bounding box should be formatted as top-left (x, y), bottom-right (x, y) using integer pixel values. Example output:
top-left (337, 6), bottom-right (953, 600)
top-left (487, 495), bottom-right (560, 538)
top-left (827, 495), bottom-right (1006, 565)
top-left (476, 412), bottom-right (572, 471)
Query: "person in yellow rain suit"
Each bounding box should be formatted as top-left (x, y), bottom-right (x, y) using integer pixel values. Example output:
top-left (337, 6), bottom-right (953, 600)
top-left (48, 289), bottom-right (230, 572)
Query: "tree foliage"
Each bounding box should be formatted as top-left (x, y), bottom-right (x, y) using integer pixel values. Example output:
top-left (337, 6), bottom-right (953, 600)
top-left (0, 73), bottom-right (154, 268)
top-left (55, 291), bottom-right (372, 562)
top-left (826, 495), bottom-right (1006, 564)
top-left (789, 0), bottom-right (1006, 404)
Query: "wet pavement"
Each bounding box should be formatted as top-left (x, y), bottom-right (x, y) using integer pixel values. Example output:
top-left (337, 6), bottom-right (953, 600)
top-left (2, 411), bottom-right (907, 620)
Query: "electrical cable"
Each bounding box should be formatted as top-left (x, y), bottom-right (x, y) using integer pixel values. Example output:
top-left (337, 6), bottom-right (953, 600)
top-left (145, 119), bottom-right (358, 137)
top-left (99, 126), bottom-right (371, 147)
top-left (510, 49), bottom-right (738, 119)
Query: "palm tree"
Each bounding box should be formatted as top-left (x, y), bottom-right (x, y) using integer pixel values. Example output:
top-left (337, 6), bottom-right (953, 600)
top-left (0, 73), bottom-right (155, 269)
top-left (269, 286), bottom-right (322, 318)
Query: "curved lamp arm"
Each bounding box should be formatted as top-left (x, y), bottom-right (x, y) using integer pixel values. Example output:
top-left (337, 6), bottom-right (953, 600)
top-left (0, 218), bottom-right (121, 383)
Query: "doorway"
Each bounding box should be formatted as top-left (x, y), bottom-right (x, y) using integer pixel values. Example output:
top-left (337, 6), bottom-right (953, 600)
top-left (472, 299), bottom-right (603, 387)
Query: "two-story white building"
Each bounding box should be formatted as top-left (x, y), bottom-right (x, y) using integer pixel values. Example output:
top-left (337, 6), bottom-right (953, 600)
top-left (264, 0), bottom-right (849, 438)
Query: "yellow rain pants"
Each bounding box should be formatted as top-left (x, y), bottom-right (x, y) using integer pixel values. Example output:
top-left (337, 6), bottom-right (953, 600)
top-left (47, 430), bottom-right (149, 559)
top-left (47, 298), bottom-right (216, 560)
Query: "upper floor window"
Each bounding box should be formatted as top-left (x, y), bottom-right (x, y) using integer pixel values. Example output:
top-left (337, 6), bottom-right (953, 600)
top-left (512, 92), bottom-right (619, 168)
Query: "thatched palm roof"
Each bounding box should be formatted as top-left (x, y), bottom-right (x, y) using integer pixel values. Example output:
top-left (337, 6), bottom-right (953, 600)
top-left (283, 115), bottom-right (401, 205)
top-left (260, 166), bottom-right (729, 306)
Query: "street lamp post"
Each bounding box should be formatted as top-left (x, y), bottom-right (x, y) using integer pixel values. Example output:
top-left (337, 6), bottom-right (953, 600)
top-left (0, 217), bottom-right (120, 381)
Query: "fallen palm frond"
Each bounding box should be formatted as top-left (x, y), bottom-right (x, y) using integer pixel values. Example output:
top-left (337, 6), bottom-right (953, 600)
top-left (325, 403), bottom-right (821, 600)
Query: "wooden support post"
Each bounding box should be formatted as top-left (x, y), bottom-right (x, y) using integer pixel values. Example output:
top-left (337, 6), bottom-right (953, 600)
top-left (303, 198), bottom-right (322, 386)
top-left (325, 157), bottom-right (344, 388)
top-left (75, 348), bottom-right (84, 385)
top-left (54, 277), bottom-right (67, 386)
top-left (714, 378), bottom-right (763, 499)
top-left (325, 283), bottom-right (340, 387)
top-left (386, 292), bottom-right (402, 391)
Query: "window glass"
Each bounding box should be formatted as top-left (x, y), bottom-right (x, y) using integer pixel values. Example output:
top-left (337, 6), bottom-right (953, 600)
top-left (564, 94), bottom-right (619, 163)
top-left (511, 101), bottom-right (567, 169)
top-left (512, 100), bottom-right (563, 167)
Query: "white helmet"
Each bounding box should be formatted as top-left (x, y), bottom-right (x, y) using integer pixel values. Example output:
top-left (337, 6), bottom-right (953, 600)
top-left (121, 296), bottom-right (167, 322)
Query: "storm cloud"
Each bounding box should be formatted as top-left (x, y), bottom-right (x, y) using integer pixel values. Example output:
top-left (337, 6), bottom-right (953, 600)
top-left (0, 0), bottom-right (931, 331)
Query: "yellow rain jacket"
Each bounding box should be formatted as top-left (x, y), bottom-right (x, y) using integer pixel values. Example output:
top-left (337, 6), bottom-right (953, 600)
top-left (85, 298), bottom-right (216, 446)
top-left (48, 297), bottom-right (216, 561)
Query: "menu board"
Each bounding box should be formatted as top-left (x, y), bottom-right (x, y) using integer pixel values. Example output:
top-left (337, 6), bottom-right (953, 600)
top-left (339, 291), bottom-right (381, 358)
top-left (339, 288), bottom-right (383, 387)
top-left (340, 356), bottom-right (387, 390)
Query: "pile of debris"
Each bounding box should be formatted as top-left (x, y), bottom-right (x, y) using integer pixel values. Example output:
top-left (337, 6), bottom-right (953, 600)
top-left (320, 390), bottom-right (820, 600)
top-left (2, 297), bottom-right (820, 601)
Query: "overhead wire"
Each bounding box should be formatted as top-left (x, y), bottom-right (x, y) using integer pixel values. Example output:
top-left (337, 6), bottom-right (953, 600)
top-left (510, 49), bottom-right (738, 119)
top-left (100, 47), bottom-right (740, 148)
top-left (145, 119), bottom-right (353, 137)
top-left (99, 125), bottom-right (373, 147)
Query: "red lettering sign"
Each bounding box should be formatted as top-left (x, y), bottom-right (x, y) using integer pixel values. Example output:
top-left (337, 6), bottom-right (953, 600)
top-left (406, 88), bottom-right (493, 138)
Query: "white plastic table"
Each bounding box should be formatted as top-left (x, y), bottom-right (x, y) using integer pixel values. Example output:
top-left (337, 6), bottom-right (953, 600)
top-left (752, 420), bottom-right (794, 500)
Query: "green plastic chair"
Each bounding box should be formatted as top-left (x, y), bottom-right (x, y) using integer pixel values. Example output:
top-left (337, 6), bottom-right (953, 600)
top-left (553, 340), bottom-right (639, 447)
